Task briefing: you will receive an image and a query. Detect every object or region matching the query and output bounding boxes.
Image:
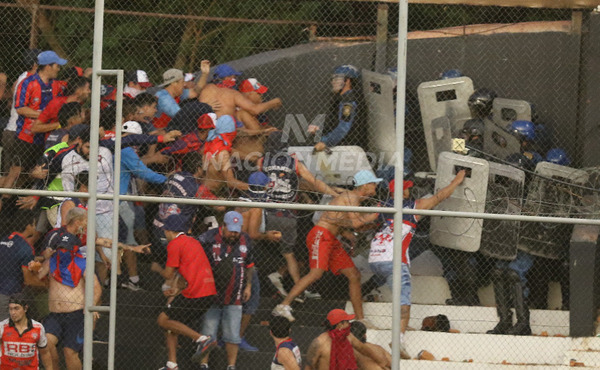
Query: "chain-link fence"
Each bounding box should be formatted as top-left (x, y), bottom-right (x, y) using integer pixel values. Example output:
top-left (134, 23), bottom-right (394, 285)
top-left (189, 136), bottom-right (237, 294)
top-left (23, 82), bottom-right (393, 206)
top-left (2, 0), bottom-right (600, 369)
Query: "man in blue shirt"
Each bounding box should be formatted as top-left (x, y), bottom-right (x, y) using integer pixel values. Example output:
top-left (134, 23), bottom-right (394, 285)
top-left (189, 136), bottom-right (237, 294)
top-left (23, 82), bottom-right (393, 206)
top-left (197, 211), bottom-right (255, 370)
top-left (119, 120), bottom-right (167, 290)
top-left (0, 209), bottom-right (45, 319)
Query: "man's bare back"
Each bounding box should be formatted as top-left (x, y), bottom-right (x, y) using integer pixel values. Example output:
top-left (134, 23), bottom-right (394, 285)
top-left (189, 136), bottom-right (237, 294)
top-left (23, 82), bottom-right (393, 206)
top-left (200, 84), bottom-right (282, 118)
top-left (306, 333), bottom-right (333, 370)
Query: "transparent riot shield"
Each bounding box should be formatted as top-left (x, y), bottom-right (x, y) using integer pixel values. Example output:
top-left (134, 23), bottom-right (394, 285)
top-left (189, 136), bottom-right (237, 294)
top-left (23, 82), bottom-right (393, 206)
top-left (492, 97), bottom-right (532, 128)
top-left (479, 162), bottom-right (525, 261)
top-left (287, 145), bottom-right (373, 186)
top-left (362, 69), bottom-right (396, 163)
top-left (430, 116), bottom-right (453, 164)
top-left (417, 77), bottom-right (474, 171)
top-left (430, 152), bottom-right (489, 252)
top-left (519, 162), bottom-right (589, 259)
top-left (482, 118), bottom-right (522, 161)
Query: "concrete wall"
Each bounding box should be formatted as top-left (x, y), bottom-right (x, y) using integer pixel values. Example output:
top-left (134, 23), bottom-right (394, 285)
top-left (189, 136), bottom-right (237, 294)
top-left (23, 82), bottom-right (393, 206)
top-left (227, 22), bottom-right (591, 167)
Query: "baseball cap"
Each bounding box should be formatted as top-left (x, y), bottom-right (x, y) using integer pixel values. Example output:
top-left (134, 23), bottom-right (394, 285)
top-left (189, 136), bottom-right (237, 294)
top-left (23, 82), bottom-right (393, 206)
top-left (184, 73), bottom-right (195, 82)
top-left (353, 170), bottom-right (383, 187)
top-left (239, 78), bottom-right (268, 94)
top-left (389, 179), bottom-right (413, 193)
top-left (126, 70), bottom-right (152, 88)
top-left (37, 50), bottom-right (68, 66)
top-left (224, 211), bottom-right (243, 233)
top-left (213, 64), bottom-right (241, 80)
top-left (160, 69), bottom-right (184, 87)
top-left (327, 309), bottom-right (355, 326)
top-left (248, 171), bottom-right (269, 187)
top-left (163, 215), bottom-right (187, 232)
top-left (198, 113), bottom-right (217, 130)
top-left (122, 121), bottom-right (143, 135)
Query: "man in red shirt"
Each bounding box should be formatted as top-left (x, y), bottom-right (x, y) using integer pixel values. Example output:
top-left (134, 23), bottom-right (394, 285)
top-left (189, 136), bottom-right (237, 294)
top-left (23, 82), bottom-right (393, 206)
top-left (31, 75), bottom-right (90, 138)
top-left (0, 294), bottom-right (53, 370)
top-left (8, 50), bottom-right (67, 189)
top-left (156, 215), bottom-right (218, 370)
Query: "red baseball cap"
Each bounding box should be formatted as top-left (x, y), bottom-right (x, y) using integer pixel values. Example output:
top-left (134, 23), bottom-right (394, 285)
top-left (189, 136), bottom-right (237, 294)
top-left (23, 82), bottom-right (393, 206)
top-left (389, 179), bottom-right (413, 194)
top-left (327, 309), bottom-right (355, 326)
top-left (239, 78), bottom-right (268, 94)
top-left (197, 113), bottom-right (217, 130)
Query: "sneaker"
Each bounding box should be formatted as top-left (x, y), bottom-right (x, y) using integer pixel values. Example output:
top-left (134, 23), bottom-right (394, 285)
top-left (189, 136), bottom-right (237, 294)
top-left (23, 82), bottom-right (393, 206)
top-left (268, 272), bottom-right (288, 297)
top-left (304, 290), bottom-right (322, 300)
top-left (272, 304), bottom-right (295, 322)
top-left (199, 365), bottom-right (209, 370)
top-left (239, 337), bottom-right (258, 352)
top-left (121, 279), bottom-right (143, 291)
top-left (226, 366), bottom-right (236, 370)
top-left (191, 336), bottom-right (216, 363)
top-left (158, 361), bottom-right (179, 370)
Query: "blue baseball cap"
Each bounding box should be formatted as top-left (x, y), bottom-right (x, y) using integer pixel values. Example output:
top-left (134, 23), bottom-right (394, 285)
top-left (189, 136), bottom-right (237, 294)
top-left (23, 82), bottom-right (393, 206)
top-left (37, 50), bottom-right (68, 66)
top-left (213, 64), bottom-right (241, 80)
top-left (224, 211), bottom-right (243, 233)
top-left (163, 215), bottom-right (187, 232)
top-left (247, 172), bottom-right (269, 200)
top-left (353, 170), bottom-right (383, 187)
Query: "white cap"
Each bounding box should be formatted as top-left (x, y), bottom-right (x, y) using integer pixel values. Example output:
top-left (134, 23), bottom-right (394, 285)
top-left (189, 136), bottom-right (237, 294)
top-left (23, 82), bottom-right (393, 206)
top-left (184, 73), bottom-right (194, 82)
top-left (122, 121), bottom-right (143, 135)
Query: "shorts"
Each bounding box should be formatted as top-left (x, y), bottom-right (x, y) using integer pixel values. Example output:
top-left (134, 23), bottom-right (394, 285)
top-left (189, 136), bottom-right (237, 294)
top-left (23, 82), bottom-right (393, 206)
top-left (1, 129), bottom-right (16, 174)
top-left (133, 203), bottom-right (146, 231)
top-left (201, 304), bottom-right (243, 344)
top-left (266, 212), bottom-right (297, 255)
top-left (242, 272), bottom-right (260, 315)
top-left (9, 138), bottom-right (44, 171)
top-left (369, 261), bottom-right (411, 306)
top-left (119, 201), bottom-right (136, 246)
top-left (44, 310), bottom-right (85, 352)
top-left (164, 294), bottom-right (214, 327)
top-left (95, 212), bottom-right (113, 262)
top-left (306, 226), bottom-right (354, 275)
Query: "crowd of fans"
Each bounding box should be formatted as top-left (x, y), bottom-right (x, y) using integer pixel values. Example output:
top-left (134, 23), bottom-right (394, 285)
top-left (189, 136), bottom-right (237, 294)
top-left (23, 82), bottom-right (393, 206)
top-left (0, 48), bottom-right (398, 370)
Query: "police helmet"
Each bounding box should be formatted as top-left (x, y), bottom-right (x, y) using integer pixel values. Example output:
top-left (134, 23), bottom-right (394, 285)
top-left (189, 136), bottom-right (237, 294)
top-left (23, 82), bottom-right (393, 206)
top-left (508, 120), bottom-right (536, 142)
top-left (468, 88), bottom-right (496, 118)
top-left (545, 148), bottom-right (571, 166)
top-left (461, 118), bottom-right (485, 137)
top-left (333, 65), bottom-right (360, 80)
top-left (439, 69), bottom-right (463, 80)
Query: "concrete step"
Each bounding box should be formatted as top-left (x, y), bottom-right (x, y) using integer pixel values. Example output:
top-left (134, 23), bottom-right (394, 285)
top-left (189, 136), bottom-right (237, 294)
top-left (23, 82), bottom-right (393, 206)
top-left (364, 330), bottom-right (572, 366)
top-left (563, 350), bottom-right (600, 367)
top-left (346, 302), bottom-right (569, 336)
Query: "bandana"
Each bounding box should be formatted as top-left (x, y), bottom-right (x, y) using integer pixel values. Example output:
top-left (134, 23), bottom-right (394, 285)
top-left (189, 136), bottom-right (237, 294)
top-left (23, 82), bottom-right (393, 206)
top-left (328, 327), bottom-right (357, 370)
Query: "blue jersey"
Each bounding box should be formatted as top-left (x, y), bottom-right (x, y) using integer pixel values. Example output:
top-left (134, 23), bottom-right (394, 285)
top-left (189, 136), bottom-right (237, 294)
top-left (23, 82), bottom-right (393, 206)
top-left (154, 171), bottom-right (199, 231)
top-left (272, 339), bottom-right (302, 370)
top-left (198, 228), bottom-right (254, 306)
top-left (0, 233), bottom-right (35, 295)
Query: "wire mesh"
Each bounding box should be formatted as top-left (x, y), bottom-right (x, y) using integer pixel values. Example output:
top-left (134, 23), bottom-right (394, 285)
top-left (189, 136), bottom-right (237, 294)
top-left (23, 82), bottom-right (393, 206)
top-left (1, 1), bottom-right (600, 369)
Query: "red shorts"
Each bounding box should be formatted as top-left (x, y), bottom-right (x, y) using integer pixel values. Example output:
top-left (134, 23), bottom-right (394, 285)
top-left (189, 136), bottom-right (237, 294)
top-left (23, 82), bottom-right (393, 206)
top-left (306, 226), bottom-right (354, 275)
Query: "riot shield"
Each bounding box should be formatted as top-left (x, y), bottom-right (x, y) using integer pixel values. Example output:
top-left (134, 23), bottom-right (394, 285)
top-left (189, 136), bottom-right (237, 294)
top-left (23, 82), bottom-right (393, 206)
top-left (287, 145), bottom-right (373, 186)
top-left (430, 152), bottom-right (489, 252)
top-left (417, 77), bottom-right (474, 171)
top-left (362, 69), bottom-right (396, 163)
top-left (492, 98), bottom-right (532, 127)
top-left (431, 116), bottom-right (453, 163)
top-left (479, 162), bottom-right (525, 261)
top-left (519, 162), bottom-right (589, 259)
top-left (482, 118), bottom-right (521, 161)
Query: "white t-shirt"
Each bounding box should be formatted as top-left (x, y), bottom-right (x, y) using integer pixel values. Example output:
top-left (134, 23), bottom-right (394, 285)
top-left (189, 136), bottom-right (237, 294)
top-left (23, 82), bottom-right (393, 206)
top-left (5, 71), bottom-right (29, 132)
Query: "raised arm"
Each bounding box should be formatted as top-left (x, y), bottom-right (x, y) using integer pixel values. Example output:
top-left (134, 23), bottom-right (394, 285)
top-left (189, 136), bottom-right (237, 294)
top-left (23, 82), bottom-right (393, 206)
top-left (234, 91), bottom-right (281, 116)
top-left (415, 170), bottom-right (466, 213)
top-left (297, 162), bottom-right (339, 197)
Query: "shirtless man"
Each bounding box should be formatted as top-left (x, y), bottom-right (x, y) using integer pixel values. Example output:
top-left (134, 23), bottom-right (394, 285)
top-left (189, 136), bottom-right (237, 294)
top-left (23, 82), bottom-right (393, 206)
top-left (42, 208), bottom-right (102, 370)
top-left (233, 78), bottom-right (278, 162)
top-left (350, 321), bottom-right (392, 369)
top-left (199, 65), bottom-right (282, 194)
top-left (304, 309), bottom-right (389, 370)
top-left (273, 170), bottom-right (381, 323)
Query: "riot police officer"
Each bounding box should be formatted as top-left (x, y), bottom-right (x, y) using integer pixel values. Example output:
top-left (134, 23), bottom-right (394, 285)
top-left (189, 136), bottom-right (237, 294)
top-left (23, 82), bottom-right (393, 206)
top-left (311, 65), bottom-right (365, 153)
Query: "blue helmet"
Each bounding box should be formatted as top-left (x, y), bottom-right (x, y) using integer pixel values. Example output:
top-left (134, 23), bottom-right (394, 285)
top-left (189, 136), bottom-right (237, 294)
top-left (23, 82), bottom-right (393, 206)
top-left (545, 148), bottom-right (571, 166)
top-left (439, 69), bottom-right (463, 80)
top-left (333, 65), bottom-right (360, 79)
top-left (508, 120), bottom-right (536, 141)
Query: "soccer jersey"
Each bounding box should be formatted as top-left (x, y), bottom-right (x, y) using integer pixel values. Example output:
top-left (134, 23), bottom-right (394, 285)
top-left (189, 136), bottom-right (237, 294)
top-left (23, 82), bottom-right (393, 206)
top-left (271, 339), bottom-right (302, 370)
top-left (14, 74), bottom-right (62, 145)
top-left (0, 233), bottom-right (35, 296)
top-left (198, 228), bottom-right (254, 305)
top-left (368, 199), bottom-right (418, 265)
top-left (0, 318), bottom-right (47, 370)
